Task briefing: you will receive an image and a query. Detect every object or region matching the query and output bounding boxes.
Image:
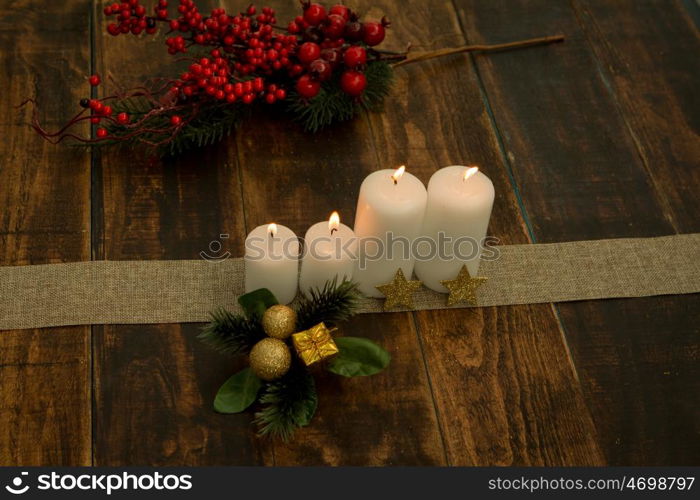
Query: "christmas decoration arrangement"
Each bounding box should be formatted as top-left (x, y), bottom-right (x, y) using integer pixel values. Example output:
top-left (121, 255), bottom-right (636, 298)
top-left (200, 279), bottom-right (390, 439)
top-left (23, 0), bottom-right (564, 156)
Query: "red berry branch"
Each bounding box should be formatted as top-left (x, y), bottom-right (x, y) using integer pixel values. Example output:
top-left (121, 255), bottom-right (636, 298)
top-left (23, 0), bottom-right (563, 156)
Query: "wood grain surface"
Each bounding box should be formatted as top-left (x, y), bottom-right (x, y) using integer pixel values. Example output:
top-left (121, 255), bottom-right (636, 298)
top-left (0, 0), bottom-right (91, 465)
top-left (454, 0), bottom-right (700, 465)
top-left (91, 0), bottom-right (267, 465)
top-left (0, 0), bottom-right (697, 465)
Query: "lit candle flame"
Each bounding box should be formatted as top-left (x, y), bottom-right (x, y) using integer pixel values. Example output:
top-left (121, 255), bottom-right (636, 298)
top-left (391, 165), bottom-right (406, 184)
top-left (267, 223), bottom-right (278, 237)
top-left (463, 166), bottom-right (479, 181)
top-left (329, 211), bottom-right (340, 234)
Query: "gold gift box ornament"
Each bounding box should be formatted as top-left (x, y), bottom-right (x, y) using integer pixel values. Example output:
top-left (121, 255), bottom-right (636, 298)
top-left (292, 322), bottom-right (339, 366)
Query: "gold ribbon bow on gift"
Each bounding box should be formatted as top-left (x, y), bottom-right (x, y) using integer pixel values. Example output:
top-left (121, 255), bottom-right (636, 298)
top-left (292, 322), bottom-right (339, 366)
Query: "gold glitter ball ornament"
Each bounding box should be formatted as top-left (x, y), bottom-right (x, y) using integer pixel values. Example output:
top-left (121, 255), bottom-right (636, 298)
top-left (249, 338), bottom-right (292, 381)
top-left (262, 305), bottom-right (297, 340)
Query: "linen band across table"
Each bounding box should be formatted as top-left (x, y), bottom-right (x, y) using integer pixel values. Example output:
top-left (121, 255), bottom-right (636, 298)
top-left (1, 233), bottom-right (698, 331)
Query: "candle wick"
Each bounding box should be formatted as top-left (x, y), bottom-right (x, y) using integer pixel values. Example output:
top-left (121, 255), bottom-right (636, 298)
top-left (330, 228), bottom-right (338, 235)
top-left (393, 178), bottom-right (398, 185)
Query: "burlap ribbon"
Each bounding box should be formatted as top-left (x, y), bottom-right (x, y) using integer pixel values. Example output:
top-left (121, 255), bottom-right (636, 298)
top-left (1, 233), bottom-right (698, 330)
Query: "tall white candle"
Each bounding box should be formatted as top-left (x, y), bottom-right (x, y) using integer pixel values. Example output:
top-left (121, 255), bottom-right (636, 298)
top-left (414, 166), bottom-right (495, 292)
top-left (244, 223), bottom-right (299, 304)
top-left (353, 166), bottom-right (428, 297)
top-left (299, 211), bottom-right (357, 297)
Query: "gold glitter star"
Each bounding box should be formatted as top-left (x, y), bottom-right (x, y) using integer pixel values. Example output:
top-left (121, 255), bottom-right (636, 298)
top-left (440, 265), bottom-right (488, 306)
top-left (375, 268), bottom-right (423, 311)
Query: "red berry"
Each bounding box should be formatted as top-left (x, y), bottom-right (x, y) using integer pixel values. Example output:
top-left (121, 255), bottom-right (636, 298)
top-left (287, 21), bottom-right (300, 33)
top-left (296, 74), bottom-right (321, 99)
top-left (323, 14), bottom-right (346, 39)
top-left (344, 21), bottom-right (363, 41)
top-left (362, 21), bottom-right (386, 46)
top-left (265, 93), bottom-right (276, 104)
top-left (298, 42), bottom-right (321, 65)
top-left (96, 127), bottom-right (108, 138)
top-left (340, 70), bottom-right (366, 97)
top-left (344, 46), bottom-right (366, 67)
top-left (90, 116), bottom-right (101, 124)
top-left (321, 47), bottom-right (341, 67)
top-left (309, 58), bottom-right (332, 81)
top-left (170, 115), bottom-right (182, 126)
top-left (102, 105), bottom-right (113, 116)
top-left (107, 23), bottom-right (120, 36)
top-left (329, 5), bottom-right (350, 21)
top-left (116, 112), bottom-right (129, 124)
top-left (89, 99), bottom-right (103, 112)
top-left (303, 3), bottom-right (326, 26)
top-left (275, 88), bottom-right (287, 100)
top-left (253, 78), bottom-right (264, 92)
top-left (88, 74), bottom-right (101, 86)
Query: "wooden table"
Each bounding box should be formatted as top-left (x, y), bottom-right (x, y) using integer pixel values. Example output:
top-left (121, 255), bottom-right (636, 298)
top-left (1, 0), bottom-right (698, 466)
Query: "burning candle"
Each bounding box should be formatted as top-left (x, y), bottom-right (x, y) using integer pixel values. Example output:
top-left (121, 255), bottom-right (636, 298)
top-left (414, 166), bottom-right (494, 292)
top-left (299, 211), bottom-right (357, 298)
top-left (244, 222), bottom-right (299, 304)
top-left (353, 166), bottom-right (428, 297)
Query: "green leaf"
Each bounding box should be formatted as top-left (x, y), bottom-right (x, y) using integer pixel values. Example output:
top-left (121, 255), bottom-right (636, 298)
top-left (238, 288), bottom-right (278, 319)
top-left (328, 337), bottom-right (391, 377)
top-left (214, 368), bottom-right (263, 414)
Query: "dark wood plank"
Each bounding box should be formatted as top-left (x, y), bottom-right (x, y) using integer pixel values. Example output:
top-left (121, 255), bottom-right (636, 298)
top-left (569, 0), bottom-right (700, 465)
top-left (572, 0), bottom-right (700, 233)
top-left (454, 0), bottom-right (700, 464)
top-left (361, 0), bottom-right (604, 465)
top-left (91, 1), bottom-right (267, 465)
top-left (233, 1), bottom-right (446, 467)
top-left (0, 0), bottom-right (91, 465)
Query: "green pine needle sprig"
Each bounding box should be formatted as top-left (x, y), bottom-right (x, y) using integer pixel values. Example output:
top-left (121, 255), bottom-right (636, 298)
top-left (254, 363), bottom-right (318, 441)
top-left (296, 278), bottom-right (362, 330)
top-left (199, 307), bottom-right (266, 356)
top-left (104, 97), bottom-right (243, 157)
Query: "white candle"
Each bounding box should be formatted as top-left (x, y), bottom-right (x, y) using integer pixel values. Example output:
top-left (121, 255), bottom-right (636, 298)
top-left (244, 223), bottom-right (299, 304)
top-left (299, 211), bottom-right (357, 297)
top-left (414, 166), bottom-right (495, 292)
top-left (353, 166), bottom-right (428, 297)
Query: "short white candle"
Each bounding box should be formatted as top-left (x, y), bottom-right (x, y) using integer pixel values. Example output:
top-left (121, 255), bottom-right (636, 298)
top-left (353, 166), bottom-right (428, 297)
top-left (414, 166), bottom-right (495, 292)
top-left (299, 211), bottom-right (357, 297)
top-left (244, 223), bottom-right (299, 304)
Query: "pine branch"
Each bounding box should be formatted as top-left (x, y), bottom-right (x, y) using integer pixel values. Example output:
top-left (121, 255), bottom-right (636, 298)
top-left (100, 96), bottom-right (244, 157)
top-left (164, 102), bottom-right (244, 156)
top-left (287, 61), bottom-right (394, 133)
top-left (254, 363), bottom-right (317, 441)
top-left (199, 307), bottom-right (266, 356)
top-left (295, 278), bottom-right (362, 330)
top-left (362, 60), bottom-right (394, 111)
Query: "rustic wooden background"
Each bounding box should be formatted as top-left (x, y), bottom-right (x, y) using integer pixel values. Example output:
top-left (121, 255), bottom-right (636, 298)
top-left (1, 0), bottom-right (698, 466)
